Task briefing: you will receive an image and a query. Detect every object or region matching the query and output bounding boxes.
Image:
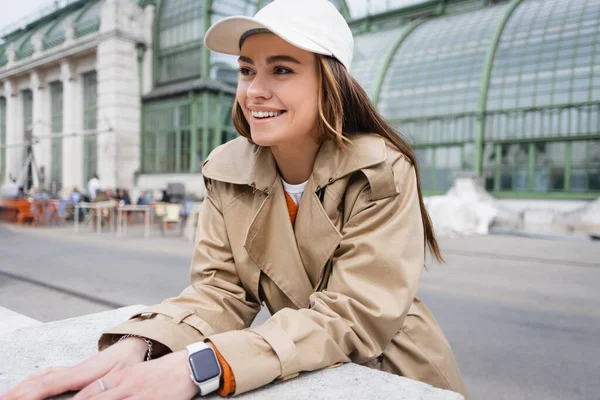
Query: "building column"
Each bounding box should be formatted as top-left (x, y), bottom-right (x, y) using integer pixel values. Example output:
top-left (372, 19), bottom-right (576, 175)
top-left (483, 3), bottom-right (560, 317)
top-left (96, 0), bottom-right (142, 190)
top-left (30, 70), bottom-right (48, 189)
top-left (2, 80), bottom-right (20, 183)
top-left (60, 60), bottom-right (83, 195)
top-left (142, 4), bottom-right (155, 95)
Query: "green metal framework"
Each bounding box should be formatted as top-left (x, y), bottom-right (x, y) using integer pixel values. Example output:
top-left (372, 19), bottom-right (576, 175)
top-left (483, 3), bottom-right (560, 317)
top-left (22, 90), bottom-right (33, 187)
top-left (42, 12), bottom-right (71, 50)
top-left (139, 0), bottom-right (600, 198)
top-left (0, 0), bottom-right (101, 64)
top-left (74, 0), bottom-right (102, 38)
top-left (82, 71), bottom-right (98, 184)
top-left (347, 0), bottom-right (600, 198)
top-left (0, 97), bottom-right (5, 182)
top-left (50, 81), bottom-right (63, 186)
top-left (142, 91), bottom-right (234, 174)
top-left (0, 46), bottom-right (6, 68)
top-left (141, 0), bottom-right (267, 175)
top-left (481, 0), bottom-right (600, 196)
top-left (22, 90), bottom-right (33, 132)
top-left (154, 0), bottom-right (205, 84)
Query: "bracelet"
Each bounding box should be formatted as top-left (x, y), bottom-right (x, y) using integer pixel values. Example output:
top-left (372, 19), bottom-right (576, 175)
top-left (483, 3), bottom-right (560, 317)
top-left (118, 334), bottom-right (153, 361)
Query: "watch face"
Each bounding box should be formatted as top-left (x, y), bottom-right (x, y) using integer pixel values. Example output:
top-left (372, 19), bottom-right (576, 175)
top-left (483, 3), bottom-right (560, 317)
top-left (189, 348), bottom-right (221, 382)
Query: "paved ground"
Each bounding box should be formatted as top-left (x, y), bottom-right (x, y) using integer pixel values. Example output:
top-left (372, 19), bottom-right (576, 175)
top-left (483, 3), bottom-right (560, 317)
top-left (1, 223), bottom-right (599, 400)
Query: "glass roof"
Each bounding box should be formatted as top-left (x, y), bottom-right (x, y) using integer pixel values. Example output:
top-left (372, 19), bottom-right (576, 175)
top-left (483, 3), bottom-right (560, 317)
top-left (487, 0), bottom-right (600, 112)
top-left (0, 0), bottom-right (101, 61)
top-left (345, 0), bottom-right (432, 19)
top-left (350, 27), bottom-right (407, 97)
top-left (158, 0), bottom-right (205, 50)
top-left (378, 3), bottom-right (508, 121)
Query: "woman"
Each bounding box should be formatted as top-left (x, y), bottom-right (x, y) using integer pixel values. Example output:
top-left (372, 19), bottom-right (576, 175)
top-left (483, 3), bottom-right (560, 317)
top-left (0, 1), bottom-right (468, 399)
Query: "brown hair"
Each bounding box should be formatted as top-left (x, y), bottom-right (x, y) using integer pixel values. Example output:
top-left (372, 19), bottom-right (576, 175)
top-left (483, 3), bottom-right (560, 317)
top-left (232, 55), bottom-right (443, 263)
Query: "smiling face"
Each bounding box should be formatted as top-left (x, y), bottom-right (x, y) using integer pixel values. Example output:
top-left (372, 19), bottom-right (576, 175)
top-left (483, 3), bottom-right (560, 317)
top-left (236, 33), bottom-right (320, 149)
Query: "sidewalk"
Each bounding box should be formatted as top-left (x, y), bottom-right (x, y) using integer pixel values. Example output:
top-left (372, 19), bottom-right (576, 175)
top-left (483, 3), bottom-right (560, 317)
top-left (3, 223), bottom-right (195, 257)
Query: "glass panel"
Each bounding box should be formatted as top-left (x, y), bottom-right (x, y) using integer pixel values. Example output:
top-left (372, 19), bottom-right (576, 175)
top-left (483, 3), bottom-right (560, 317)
top-left (351, 27), bottom-right (406, 97)
top-left (74, 0), bottom-right (102, 38)
top-left (22, 90), bottom-right (33, 132)
top-left (379, 4), bottom-right (506, 144)
top-left (159, 0), bottom-right (204, 50)
top-left (158, 47), bottom-right (202, 82)
top-left (415, 147), bottom-right (432, 190)
top-left (589, 140), bottom-right (600, 191)
top-left (158, 0), bottom-right (205, 83)
top-left (144, 132), bottom-right (156, 174)
top-left (142, 99), bottom-right (196, 173)
top-left (482, 143), bottom-right (495, 191)
top-left (82, 71), bottom-right (98, 184)
top-left (345, 0), bottom-right (435, 19)
top-left (434, 146), bottom-right (461, 191)
top-left (488, 0), bottom-right (600, 125)
top-left (180, 130), bottom-right (191, 172)
top-left (499, 143), bottom-right (529, 192)
top-left (533, 142), bottom-right (565, 192)
top-left (50, 81), bottom-right (63, 187)
top-left (571, 140), bottom-right (587, 192)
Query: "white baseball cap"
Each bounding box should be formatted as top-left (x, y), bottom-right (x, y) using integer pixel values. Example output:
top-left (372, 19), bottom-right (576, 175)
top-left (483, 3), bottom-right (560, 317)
top-left (204, 0), bottom-right (354, 70)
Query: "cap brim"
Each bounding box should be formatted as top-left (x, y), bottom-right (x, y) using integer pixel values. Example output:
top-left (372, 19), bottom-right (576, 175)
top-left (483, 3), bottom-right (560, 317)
top-left (204, 16), bottom-right (333, 58)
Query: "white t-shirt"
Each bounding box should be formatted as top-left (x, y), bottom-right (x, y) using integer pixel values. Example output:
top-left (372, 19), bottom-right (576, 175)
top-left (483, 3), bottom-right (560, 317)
top-left (88, 177), bottom-right (101, 200)
top-left (282, 179), bottom-right (308, 205)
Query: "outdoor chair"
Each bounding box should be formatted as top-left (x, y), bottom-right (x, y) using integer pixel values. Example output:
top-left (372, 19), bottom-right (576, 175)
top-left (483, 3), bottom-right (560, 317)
top-left (162, 204), bottom-right (183, 235)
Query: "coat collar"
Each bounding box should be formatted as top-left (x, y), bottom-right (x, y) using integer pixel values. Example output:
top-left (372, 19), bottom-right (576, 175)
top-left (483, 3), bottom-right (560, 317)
top-left (202, 133), bottom-right (388, 309)
top-left (202, 133), bottom-right (387, 192)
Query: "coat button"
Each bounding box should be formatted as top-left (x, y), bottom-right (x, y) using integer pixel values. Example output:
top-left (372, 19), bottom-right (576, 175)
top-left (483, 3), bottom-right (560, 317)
top-left (328, 177), bottom-right (334, 184)
top-left (316, 185), bottom-right (322, 191)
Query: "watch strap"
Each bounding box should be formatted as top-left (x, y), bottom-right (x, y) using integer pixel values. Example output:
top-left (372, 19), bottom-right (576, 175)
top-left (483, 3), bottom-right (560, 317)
top-left (187, 341), bottom-right (221, 396)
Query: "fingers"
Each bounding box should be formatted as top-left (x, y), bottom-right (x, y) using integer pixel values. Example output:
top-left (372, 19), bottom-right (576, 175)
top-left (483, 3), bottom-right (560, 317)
top-left (0, 367), bottom-right (73, 400)
top-left (73, 373), bottom-right (124, 400)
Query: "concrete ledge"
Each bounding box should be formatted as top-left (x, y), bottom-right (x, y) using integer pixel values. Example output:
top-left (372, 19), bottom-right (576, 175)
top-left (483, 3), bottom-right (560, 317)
top-left (0, 306), bottom-right (464, 399)
top-left (0, 306), bottom-right (42, 335)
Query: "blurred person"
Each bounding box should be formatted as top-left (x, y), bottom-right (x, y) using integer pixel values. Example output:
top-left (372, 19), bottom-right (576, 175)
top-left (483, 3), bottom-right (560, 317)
top-left (118, 189), bottom-right (131, 206)
top-left (87, 173), bottom-right (101, 201)
top-left (68, 187), bottom-right (84, 221)
top-left (160, 189), bottom-right (170, 203)
top-left (136, 190), bottom-right (148, 205)
top-left (69, 187), bottom-right (83, 204)
top-left (0, 1), bottom-right (468, 400)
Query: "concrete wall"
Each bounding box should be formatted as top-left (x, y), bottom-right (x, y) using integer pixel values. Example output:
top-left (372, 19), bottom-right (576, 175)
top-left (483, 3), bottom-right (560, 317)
top-left (0, 306), bottom-right (464, 400)
top-left (0, 0), bottom-right (151, 195)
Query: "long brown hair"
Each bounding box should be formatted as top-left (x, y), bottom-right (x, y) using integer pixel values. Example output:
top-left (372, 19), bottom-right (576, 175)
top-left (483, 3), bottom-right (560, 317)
top-left (232, 55), bottom-right (443, 263)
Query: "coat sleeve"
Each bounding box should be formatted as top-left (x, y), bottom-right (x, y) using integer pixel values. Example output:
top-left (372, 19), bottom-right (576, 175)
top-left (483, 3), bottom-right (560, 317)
top-left (207, 155), bottom-right (426, 395)
top-left (98, 181), bottom-right (261, 353)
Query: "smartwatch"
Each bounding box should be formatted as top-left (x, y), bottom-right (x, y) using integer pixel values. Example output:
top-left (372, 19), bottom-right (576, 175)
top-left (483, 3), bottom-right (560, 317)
top-left (186, 342), bottom-right (222, 396)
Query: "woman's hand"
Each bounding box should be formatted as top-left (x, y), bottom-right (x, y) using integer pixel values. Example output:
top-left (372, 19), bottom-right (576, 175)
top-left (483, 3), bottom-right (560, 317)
top-left (0, 337), bottom-right (148, 400)
top-left (72, 349), bottom-right (199, 400)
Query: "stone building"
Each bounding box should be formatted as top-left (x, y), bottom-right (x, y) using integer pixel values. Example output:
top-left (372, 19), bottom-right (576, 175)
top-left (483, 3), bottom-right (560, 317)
top-left (0, 0), bottom-right (152, 195)
top-left (0, 0), bottom-right (598, 216)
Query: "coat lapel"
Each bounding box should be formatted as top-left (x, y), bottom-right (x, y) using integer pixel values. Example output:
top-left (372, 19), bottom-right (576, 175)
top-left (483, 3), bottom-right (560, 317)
top-left (243, 179), bottom-right (314, 309)
top-left (294, 177), bottom-right (343, 288)
top-left (203, 134), bottom-right (389, 309)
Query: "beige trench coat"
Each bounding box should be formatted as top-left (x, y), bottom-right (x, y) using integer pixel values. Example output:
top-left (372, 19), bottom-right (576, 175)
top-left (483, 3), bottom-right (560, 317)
top-left (99, 133), bottom-right (468, 398)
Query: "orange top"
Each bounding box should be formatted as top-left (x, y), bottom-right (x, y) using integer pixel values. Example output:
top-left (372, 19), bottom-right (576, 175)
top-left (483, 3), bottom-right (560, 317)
top-left (284, 191), bottom-right (299, 227)
top-left (212, 189), bottom-right (299, 396)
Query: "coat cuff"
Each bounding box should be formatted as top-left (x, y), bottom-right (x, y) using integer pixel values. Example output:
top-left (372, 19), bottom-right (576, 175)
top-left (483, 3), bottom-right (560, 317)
top-left (208, 325), bottom-right (287, 395)
top-left (98, 304), bottom-right (214, 354)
